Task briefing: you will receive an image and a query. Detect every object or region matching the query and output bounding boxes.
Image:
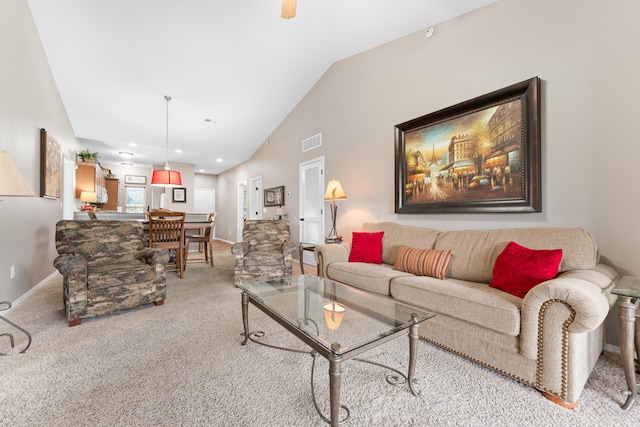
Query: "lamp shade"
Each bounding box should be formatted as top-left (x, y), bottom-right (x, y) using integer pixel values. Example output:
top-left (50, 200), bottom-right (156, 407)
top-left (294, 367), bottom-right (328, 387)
top-left (0, 150), bottom-right (35, 196)
top-left (323, 302), bottom-right (346, 330)
top-left (275, 207), bottom-right (286, 217)
top-left (79, 191), bottom-right (97, 203)
top-left (324, 179), bottom-right (347, 200)
top-left (151, 170), bottom-right (182, 187)
top-left (281, 0), bottom-right (296, 19)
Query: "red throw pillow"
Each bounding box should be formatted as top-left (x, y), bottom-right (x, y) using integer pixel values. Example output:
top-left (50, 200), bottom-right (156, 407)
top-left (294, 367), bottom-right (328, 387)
top-left (348, 232), bottom-right (384, 264)
top-left (490, 241), bottom-right (563, 298)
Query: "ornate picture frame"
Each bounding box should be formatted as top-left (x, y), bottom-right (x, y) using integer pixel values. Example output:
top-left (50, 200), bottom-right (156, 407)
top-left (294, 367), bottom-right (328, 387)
top-left (395, 77), bottom-right (541, 213)
top-left (264, 185), bottom-right (284, 207)
top-left (40, 128), bottom-right (62, 199)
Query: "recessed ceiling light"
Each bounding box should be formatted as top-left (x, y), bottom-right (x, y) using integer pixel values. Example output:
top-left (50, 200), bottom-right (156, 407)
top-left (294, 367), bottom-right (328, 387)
top-left (121, 162), bottom-right (133, 168)
top-left (128, 143), bottom-right (137, 147)
top-left (119, 151), bottom-right (134, 158)
top-left (216, 158), bottom-right (223, 162)
top-left (174, 149), bottom-right (183, 154)
top-left (198, 168), bottom-right (205, 173)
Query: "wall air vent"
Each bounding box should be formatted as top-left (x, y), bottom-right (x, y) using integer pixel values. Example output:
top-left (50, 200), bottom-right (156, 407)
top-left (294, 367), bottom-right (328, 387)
top-left (301, 133), bottom-right (322, 152)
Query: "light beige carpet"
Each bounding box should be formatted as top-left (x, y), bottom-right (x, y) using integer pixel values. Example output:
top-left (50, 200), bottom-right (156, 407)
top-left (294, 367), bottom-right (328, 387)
top-left (1, 243), bottom-right (639, 426)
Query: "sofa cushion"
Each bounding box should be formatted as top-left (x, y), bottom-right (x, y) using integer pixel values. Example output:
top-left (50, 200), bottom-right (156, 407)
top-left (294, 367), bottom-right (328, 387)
top-left (348, 231), bottom-right (384, 264)
top-left (390, 276), bottom-right (523, 336)
top-left (243, 251), bottom-right (284, 266)
top-left (327, 262), bottom-right (413, 296)
top-left (434, 227), bottom-right (598, 283)
top-left (490, 241), bottom-right (563, 298)
top-left (88, 261), bottom-right (156, 291)
top-left (393, 246), bottom-right (453, 279)
top-left (361, 222), bottom-right (440, 266)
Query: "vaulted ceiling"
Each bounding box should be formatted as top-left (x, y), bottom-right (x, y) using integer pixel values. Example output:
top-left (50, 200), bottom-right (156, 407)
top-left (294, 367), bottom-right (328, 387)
top-left (27, 0), bottom-right (496, 174)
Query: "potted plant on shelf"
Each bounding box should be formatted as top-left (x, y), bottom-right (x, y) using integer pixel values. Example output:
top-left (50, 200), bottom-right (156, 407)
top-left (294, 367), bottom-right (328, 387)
top-left (78, 149), bottom-right (99, 163)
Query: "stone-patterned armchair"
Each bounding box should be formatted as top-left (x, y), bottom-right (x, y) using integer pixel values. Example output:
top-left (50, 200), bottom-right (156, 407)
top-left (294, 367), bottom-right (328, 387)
top-left (231, 220), bottom-right (297, 286)
top-left (54, 220), bottom-right (169, 326)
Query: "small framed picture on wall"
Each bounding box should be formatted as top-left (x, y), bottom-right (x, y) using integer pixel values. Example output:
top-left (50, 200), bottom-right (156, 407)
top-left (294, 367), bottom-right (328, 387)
top-left (172, 187), bottom-right (186, 203)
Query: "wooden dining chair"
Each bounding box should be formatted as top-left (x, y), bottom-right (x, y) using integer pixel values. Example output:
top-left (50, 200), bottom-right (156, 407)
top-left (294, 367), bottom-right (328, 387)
top-left (147, 211), bottom-right (186, 279)
top-left (185, 212), bottom-right (217, 267)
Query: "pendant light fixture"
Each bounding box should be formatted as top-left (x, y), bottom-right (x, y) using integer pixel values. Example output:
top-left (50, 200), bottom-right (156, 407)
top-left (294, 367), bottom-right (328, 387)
top-left (151, 95), bottom-right (182, 187)
top-left (281, 0), bottom-right (296, 19)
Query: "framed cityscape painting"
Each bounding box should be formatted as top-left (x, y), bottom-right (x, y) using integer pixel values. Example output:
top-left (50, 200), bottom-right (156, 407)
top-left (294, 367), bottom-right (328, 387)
top-left (394, 77), bottom-right (541, 213)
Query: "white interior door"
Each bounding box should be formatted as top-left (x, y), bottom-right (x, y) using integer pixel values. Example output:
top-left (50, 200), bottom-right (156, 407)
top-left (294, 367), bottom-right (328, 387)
top-left (299, 157), bottom-right (324, 265)
top-left (249, 176), bottom-right (262, 219)
top-left (194, 188), bottom-right (215, 213)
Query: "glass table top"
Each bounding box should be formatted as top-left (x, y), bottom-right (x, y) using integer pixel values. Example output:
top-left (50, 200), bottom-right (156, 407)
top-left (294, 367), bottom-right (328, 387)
top-left (612, 276), bottom-right (640, 299)
top-left (238, 274), bottom-right (434, 356)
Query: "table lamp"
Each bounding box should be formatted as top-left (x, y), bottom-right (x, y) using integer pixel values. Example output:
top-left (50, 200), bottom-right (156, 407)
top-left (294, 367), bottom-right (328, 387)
top-left (80, 191), bottom-right (97, 211)
top-left (275, 206), bottom-right (286, 220)
top-left (0, 150), bottom-right (35, 196)
top-left (324, 179), bottom-right (347, 242)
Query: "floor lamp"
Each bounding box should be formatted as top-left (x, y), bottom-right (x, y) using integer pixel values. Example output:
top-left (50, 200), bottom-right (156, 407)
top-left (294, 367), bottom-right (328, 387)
top-left (324, 179), bottom-right (347, 243)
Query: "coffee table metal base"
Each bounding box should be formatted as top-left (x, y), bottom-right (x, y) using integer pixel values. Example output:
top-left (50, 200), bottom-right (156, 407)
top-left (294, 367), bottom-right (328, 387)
top-left (241, 292), bottom-right (421, 426)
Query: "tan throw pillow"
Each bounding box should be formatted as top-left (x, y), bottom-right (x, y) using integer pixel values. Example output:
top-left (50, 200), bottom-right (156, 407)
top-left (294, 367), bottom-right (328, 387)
top-left (393, 245), bottom-right (454, 280)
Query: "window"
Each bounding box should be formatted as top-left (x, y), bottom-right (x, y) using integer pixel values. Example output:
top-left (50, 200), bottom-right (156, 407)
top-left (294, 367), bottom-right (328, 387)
top-left (125, 186), bottom-right (145, 213)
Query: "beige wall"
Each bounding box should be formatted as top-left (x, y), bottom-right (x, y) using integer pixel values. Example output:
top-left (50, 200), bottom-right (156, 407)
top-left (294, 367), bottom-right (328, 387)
top-left (0, 0), bottom-right (81, 302)
top-left (216, 0), bottom-right (640, 345)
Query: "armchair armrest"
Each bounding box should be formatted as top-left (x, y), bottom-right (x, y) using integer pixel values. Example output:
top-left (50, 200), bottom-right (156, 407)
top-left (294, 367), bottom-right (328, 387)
top-left (135, 248), bottom-right (169, 267)
top-left (520, 274), bottom-right (613, 360)
top-left (314, 243), bottom-right (351, 278)
top-left (53, 254), bottom-right (87, 277)
top-left (283, 241), bottom-right (297, 256)
top-left (231, 242), bottom-right (248, 257)
top-left (53, 255), bottom-right (89, 319)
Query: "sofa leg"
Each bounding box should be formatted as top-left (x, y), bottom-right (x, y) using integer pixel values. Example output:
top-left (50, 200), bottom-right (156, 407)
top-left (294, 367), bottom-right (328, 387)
top-left (541, 392), bottom-right (578, 408)
top-left (69, 319), bottom-right (82, 327)
top-left (155, 300), bottom-right (165, 306)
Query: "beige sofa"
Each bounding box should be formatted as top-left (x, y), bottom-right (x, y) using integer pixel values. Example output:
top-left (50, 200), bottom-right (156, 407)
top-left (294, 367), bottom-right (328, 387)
top-left (314, 222), bottom-right (619, 407)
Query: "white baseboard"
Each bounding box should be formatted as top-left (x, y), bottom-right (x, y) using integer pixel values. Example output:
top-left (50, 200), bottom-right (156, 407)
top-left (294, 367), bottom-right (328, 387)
top-left (214, 237), bottom-right (235, 245)
top-left (6, 271), bottom-right (58, 312)
top-left (604, 343), bottom-right (621, 355)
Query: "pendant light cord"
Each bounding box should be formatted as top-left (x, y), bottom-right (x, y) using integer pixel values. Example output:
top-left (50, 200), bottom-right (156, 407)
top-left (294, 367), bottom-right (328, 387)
top-left (164, 95), bottom-right (171, 170)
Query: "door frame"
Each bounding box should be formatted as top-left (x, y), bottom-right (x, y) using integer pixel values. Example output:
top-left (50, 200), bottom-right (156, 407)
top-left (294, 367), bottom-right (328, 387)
top-left (249, 176), bottom-right (262, 220)
top-left (237, 180), bottom-right (247, 241)
top-left (299, 156), bottom-right (325, 265)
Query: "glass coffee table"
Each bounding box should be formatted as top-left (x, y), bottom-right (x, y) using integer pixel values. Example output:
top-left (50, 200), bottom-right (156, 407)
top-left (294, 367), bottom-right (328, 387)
top-left (238, 274), bottom-right (434, 426)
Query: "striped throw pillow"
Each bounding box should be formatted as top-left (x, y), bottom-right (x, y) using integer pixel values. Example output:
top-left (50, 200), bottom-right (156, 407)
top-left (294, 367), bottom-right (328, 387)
top-left (393, 245), bottom-right (454, 279)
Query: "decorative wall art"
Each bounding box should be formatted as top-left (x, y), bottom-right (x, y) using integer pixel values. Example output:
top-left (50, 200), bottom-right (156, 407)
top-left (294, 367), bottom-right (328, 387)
top-left (395, 77), bottom-right (541, 214)
top-left (124, 175), bottom-right (146, 185)
top-left (172, 187), bottom-right (186, 203)
top-left (264, 185), bottom-right (285, 207)
top-left (40, 128), bottom-right (62, 199)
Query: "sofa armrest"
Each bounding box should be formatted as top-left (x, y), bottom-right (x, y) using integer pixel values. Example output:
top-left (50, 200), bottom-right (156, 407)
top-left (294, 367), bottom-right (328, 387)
top-left (314, 243), bottom-right (351, 278)
top-left (520, 274), bottom-right (613, 359)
